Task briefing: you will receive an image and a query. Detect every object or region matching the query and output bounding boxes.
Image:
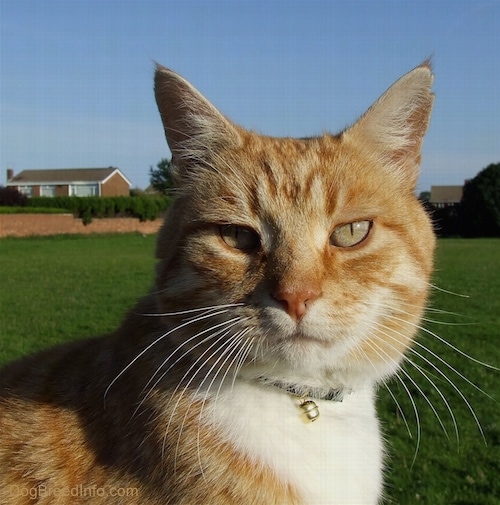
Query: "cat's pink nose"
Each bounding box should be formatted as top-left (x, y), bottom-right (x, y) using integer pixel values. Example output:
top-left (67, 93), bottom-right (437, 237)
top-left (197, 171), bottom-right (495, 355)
top-left (273, 287), bottom-right (321, 321)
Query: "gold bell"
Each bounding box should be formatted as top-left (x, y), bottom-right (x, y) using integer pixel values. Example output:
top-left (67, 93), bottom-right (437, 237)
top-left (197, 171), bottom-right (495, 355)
top-left (298, 399), bottom-right (320, 423)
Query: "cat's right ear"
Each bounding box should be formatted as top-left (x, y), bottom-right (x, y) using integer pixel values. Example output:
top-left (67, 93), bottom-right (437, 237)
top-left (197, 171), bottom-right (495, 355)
top-left (154, 64), bottom-right (241, 162)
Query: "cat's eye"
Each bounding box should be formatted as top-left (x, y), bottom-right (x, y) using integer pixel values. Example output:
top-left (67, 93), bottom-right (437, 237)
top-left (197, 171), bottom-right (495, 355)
top-left (219, 225), bottom-right (260, 251)
top-left (330, 220), bottom-right (373, 248)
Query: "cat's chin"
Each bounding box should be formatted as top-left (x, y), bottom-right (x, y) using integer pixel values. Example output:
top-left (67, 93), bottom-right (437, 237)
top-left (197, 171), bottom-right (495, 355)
top-left (259, 311), bottom-right (366, 358)
top-left (242, 330), bottom-right (402, 393)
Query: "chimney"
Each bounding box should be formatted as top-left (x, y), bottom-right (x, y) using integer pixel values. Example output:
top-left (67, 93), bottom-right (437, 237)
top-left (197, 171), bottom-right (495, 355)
top-left (7, 168), bottom-right (14, 182)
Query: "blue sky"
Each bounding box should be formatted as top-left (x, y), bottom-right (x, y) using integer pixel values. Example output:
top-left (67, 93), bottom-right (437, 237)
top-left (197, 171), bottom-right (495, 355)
top-left (1, 0), bottom-right (499, 192)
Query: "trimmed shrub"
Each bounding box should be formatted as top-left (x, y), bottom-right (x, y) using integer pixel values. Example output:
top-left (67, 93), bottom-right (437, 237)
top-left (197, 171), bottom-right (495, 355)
top-left (26, 196), bottom-right (172, 224)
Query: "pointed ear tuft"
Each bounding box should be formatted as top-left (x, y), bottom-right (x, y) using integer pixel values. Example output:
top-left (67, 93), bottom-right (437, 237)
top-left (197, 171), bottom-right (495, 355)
top-left (344, 61), bottom-right (434, 188)
top-left (154, 64), bottom-right (241, 162)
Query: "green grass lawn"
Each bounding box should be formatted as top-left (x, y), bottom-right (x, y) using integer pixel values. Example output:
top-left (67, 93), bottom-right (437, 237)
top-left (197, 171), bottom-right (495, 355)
top-left (0, 234), bottom-right (498, 504)
top-left (0, 234), bottom-right (157, 360)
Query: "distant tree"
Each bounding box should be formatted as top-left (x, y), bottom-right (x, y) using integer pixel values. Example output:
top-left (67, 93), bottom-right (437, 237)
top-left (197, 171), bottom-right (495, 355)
top-left (460, 162), bottom-right (500, 237)
top-left (432, 205), bottom-right (461, 237)
top-left (149, 158), bottom-right (174, 195)
top-left (129, 187), bottom-right (145, 197)
top-left (0, 186), bottom-right (28, 206)
top-left (418, 191), bottom-right (431, 202)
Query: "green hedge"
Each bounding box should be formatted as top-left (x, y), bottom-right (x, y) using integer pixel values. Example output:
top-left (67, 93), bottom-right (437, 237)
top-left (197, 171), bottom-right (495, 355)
top-left (25, 196), bottom-right (172, 224)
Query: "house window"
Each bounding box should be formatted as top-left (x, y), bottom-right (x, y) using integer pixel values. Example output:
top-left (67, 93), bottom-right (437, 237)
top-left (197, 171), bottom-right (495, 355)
top-left (40, 185), bottom-right (56, 197)
top-left (70, 184), bottom-right (99, 197)
top-left (17, 186), bottom-right (33, 197)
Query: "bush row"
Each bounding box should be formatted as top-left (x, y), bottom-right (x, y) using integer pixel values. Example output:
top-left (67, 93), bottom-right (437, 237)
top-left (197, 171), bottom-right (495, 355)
top-left (11, 196), bottom-right (172, 224)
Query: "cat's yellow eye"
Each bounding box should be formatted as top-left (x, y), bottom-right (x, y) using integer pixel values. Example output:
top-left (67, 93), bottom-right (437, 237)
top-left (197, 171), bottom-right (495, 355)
top-left (330, 220), bottom-right (373, 248)
top-left (219, 225), bottom-right (260, 252)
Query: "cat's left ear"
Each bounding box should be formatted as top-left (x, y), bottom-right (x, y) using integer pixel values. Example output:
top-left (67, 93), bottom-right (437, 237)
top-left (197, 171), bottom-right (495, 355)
top-left (344, 61), bottom-right (434, 189)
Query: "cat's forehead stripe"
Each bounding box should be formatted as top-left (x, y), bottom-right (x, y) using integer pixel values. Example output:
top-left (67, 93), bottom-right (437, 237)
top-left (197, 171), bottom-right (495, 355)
top-left (251, 138), bottom-right (326, 206)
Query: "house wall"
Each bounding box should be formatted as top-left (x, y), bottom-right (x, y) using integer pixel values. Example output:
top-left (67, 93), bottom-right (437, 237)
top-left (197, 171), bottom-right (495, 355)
top-left (101, 173), bottom-right (130, 196)
top-left (29, 185), bottom-right (69, 197)
top-left (55, 185), bottom-right (70, 197)
top-left (10, 175), bottom-right (130, 197)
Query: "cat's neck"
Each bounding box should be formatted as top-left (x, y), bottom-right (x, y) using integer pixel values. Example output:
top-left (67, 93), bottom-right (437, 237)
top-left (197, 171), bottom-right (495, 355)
top-left (258, 376), bottom-right (351, 402)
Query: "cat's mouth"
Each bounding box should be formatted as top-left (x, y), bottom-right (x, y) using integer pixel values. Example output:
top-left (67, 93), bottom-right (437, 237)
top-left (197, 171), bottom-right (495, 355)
top-left (285, 328), bottom-right (336, 348)
top-left (259, 309), bottom-right (340, 348)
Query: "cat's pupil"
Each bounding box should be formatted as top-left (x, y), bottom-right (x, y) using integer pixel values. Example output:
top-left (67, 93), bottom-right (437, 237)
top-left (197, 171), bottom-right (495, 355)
top-left (219, 225), bottom-right (260, 251)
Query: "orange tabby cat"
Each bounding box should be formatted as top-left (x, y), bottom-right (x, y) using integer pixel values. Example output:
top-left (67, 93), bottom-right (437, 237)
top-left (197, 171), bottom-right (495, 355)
top-left (0, 62), bottom-right (435, 504)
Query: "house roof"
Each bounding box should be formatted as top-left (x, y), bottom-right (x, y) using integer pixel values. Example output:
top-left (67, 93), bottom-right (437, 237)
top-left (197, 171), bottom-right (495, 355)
top-left (7, 167), bottom-right (132, 187)
top-left (429, 185), bottom-right (463, 204)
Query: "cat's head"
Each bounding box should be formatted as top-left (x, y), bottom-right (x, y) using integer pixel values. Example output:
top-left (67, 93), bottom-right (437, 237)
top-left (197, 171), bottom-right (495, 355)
top-left (152, 63), bottom-right (435, 390)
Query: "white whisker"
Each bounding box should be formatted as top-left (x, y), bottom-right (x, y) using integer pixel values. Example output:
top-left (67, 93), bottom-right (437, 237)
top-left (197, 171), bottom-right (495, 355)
top-left (193, 329), bottom-right (253, 481)
top-left (428, 283), bottom-right (469, 298)
top-left (370, 315), bottom-right (488, 443)
top-left (161, 318), bottom-right (251, 462)
top-left (361, 337), bottom-right (423, 461)
top-left (404, 356), bottom-right (460, 441)
top-left (104, 306), bottom-right (236, 406)
top-left (230, 336), bottom-right (257, 391)
top-left (171, 331), bottom-right (246, 472)
top-left (132, 318), bottom-right (243, 419)
top-left (364, 299), bottom-right (498, 375)
top-left (140, 318), bottom-right (241, 394)
top-left (382, 380), bottom-right (415, 440)
top-left (383, 311), bottom-right (499, 388)
top-left (141, 303), bottom-right (244, 318)
top-left (365, 327), bottom-right (451, 438)
top-left (420, 325), bottom-right (500, 372)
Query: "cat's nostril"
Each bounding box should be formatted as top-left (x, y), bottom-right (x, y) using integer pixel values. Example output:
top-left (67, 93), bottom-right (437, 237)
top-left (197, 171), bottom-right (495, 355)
top-left (272, 288), bottom-right (321, 321)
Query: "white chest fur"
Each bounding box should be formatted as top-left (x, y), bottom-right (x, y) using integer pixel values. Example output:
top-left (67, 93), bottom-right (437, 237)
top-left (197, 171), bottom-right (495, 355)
top-left (202, 382), bottom-right (384, 505)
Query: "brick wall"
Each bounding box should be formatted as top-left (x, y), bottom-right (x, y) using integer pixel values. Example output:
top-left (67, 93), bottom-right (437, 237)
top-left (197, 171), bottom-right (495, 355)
top-left (0, 214), bottom-right (163, 238)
